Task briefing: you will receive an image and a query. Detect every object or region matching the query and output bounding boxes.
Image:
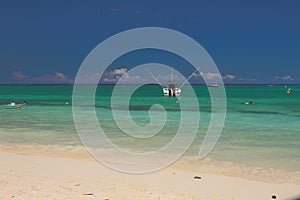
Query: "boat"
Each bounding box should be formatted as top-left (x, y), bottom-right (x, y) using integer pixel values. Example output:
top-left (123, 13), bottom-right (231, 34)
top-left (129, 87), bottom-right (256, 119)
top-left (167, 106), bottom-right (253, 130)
top-left (163, 84), bottom-right (181, 97)
top-left (207, 84), bottom-right (219, 87)
top-left (162, 69), bottom-right (181, 97)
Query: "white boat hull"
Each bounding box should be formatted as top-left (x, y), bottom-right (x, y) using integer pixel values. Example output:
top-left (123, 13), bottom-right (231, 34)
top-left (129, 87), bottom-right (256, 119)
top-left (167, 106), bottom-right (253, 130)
top-left (163, 87), bottom-right (181, 97)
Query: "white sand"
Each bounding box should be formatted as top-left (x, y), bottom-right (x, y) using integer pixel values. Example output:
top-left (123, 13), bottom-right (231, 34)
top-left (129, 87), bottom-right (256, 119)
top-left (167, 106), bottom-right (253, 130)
top-left (0, 149), bottom-right (299, 200)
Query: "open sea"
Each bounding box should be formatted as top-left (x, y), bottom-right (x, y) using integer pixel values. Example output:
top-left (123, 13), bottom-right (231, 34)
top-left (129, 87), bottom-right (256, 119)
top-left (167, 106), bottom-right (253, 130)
top-left (0, 85), bottom-right (299, 174)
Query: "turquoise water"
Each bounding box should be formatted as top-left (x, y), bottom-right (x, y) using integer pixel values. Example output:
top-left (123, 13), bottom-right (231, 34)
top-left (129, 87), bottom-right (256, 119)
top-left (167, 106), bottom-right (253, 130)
top-left (0, 85), bottom-right (299, 171)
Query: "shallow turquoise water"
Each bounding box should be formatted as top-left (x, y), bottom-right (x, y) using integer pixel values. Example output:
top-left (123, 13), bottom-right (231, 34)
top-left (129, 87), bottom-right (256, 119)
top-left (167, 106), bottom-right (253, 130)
top-left (0, 85), bottom-right (299, 171)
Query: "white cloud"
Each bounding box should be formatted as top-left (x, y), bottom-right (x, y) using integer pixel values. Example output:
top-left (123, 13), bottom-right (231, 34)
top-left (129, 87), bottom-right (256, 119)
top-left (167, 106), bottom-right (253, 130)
top-left (201, 72), bottom-right (222, 80)
top-left (118, 74), bottom-right (141, 83)
top-left (192, 72), bottom-right (235, 81)
top-left (112, 68), bottom-right (127, 75)
top-left (102, 67), bottom-right (185, 84)
top-left (74, 68), bottom-right (135, 84)
top-left (12, 70), bottom-right (72, 83)
top-left (102, 68), bottom-right (132, 83)
top-left (275, 75), bottom-right (294, 81)
top-left (223, 74), bottom-right (235, 80)
top-left (12, 70), bottom-right (30, 80)
top-left (281, 75), bottom-right (294, 81)
top-left (102, 76), bottom-right (121, 83)
top-left (36, 72), bottom-right (72, 83)
top-left (192, 72), bottom-right (222, 80)
top-left (55, 72), bottom-right (67, 81)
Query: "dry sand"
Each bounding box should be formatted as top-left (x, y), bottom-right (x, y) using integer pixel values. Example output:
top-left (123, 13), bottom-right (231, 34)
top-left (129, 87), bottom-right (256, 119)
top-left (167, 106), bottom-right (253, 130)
top-left (0, 146), bottom-right (299, 200)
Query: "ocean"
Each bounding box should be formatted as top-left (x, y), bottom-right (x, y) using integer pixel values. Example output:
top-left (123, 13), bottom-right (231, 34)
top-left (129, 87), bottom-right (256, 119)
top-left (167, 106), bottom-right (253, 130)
top-left (0, 85), bottom-right (299, 173)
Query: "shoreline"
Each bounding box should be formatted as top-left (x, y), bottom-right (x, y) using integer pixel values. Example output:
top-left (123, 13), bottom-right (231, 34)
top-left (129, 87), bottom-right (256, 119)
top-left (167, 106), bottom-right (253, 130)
top-left (0, 143), bottom-right (300, 200)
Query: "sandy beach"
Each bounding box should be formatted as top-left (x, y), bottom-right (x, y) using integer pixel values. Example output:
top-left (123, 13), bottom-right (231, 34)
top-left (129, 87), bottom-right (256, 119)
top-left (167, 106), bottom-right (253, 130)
top-left (0, 145), bottom-right (299, 200)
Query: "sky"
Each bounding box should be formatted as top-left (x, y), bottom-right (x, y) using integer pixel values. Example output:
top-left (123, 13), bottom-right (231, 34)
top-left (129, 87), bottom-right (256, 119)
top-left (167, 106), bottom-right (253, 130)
top-left (0, 0), bottom-right (299, 84)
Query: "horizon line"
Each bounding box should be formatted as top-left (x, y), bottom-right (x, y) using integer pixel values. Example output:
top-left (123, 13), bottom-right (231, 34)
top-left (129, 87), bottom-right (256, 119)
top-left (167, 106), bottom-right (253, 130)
top-left (0, 83), bottom-right (299, 86)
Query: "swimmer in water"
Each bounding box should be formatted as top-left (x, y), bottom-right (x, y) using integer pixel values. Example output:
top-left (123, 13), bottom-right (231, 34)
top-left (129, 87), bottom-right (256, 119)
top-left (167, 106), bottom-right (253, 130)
top-left (244, 101), bottom-right (254, 105)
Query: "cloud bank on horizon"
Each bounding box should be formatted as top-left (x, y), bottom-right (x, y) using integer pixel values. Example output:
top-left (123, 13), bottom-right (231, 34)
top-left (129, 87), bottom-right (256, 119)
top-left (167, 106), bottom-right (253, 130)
top-left (12, 70), bottom-right (73, 84)
top-left (10, 68), bottom-right (297, 85)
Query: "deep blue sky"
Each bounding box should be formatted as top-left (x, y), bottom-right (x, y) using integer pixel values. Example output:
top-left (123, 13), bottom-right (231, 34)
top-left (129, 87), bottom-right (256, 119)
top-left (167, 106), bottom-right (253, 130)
top-left (0, 0), bottom-right (299, 84)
